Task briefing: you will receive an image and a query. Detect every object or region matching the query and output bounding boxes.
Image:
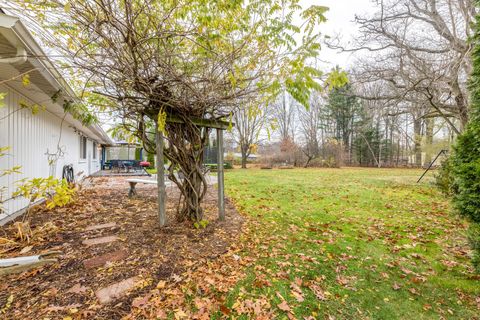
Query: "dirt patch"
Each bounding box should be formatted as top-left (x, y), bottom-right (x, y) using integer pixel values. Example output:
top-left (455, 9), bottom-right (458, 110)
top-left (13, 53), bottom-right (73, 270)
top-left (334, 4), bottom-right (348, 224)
top-left (0, 177), bottom-right (243, 319)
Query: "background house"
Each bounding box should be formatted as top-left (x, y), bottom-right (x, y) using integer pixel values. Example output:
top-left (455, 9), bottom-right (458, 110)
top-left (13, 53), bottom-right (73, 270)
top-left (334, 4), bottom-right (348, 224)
top-left (0, 13), bottom-right (112, 225)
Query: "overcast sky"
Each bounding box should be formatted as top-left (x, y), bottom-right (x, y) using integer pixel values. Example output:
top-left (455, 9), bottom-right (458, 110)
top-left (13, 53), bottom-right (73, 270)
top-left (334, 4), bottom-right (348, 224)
top-left (300, 0), bottom-right (377, 70)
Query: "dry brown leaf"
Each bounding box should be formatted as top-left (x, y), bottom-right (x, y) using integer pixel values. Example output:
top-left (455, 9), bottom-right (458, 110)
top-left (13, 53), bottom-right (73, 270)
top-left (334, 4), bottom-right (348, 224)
top-left (392, 282), bottom-right (401, 291)
top-left (277, 300), bottom-right (291, 312)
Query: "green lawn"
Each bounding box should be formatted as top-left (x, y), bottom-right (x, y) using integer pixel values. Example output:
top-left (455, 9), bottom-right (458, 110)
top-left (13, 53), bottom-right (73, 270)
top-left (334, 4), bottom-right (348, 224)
top-left (221, 168), bottom-right (479, 319)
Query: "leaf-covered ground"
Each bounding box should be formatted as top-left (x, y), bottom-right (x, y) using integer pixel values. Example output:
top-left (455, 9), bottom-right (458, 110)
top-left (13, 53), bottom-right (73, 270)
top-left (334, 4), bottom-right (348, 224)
top-left (3, 168), bottom-right (480, 319)
top-left (217, 168), bottom-right (479, 319)
top-left (0, 177), bottom-right (243, 319)
top-left (130, 168), bottom-right (479, 319)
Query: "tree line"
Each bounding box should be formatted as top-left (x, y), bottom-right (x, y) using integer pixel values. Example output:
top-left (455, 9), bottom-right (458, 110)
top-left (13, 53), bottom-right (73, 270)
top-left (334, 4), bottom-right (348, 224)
top-left (232, 0), bottom-right (475, 168)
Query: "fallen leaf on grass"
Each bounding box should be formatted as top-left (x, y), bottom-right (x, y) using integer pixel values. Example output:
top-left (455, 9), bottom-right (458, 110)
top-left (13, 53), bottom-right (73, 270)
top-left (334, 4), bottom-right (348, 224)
top-left (277, 300), bottom-right (291, 312)
top-left (392, 282), bottom-right (401, 290)
top-left (411, 276), bottom-right (426, 284)
top-left (291, 289), bottom-right (304, 302)
top-left (309, 284), bottom-right (326, 301)
top-left (336, 275), bottom-right (349, 286)
top-left (408, 288), bottom-right (419, 295)
top-left (423, 304), bottom-right (432, 311)
top-left (290, 280), bottom-right (304, 302)
top-left (219, 305), bottom-right (230, 315)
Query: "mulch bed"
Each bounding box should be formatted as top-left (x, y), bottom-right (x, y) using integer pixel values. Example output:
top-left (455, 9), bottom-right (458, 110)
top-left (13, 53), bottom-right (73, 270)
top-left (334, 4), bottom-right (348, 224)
top-left (0, 177), bottom-right (243, 319)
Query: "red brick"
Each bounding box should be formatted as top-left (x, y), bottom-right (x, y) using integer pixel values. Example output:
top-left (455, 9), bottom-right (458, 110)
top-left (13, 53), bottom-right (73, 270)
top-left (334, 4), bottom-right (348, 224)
top-left (83, 250), bottom-right (128, 269)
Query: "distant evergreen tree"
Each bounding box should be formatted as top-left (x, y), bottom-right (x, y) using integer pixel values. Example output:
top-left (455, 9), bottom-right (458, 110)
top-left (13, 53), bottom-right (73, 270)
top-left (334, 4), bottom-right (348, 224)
top-left (325, 84), bottom-right (363, 165)
top-left (326, 84), bottom-right (360, 148)
top-left (353, 126), bottom-right (382, 166)
top-left (451, 0), bottom-right (480, 271)
top-left (146, 151), bottom-right (155, 169)
top-left (135, 148), bottom-right (142, 161)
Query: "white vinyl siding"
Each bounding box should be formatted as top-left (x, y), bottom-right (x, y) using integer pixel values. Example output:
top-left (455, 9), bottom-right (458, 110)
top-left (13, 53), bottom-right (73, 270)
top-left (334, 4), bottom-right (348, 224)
top-left (0, 84), bottom-right (101, 223)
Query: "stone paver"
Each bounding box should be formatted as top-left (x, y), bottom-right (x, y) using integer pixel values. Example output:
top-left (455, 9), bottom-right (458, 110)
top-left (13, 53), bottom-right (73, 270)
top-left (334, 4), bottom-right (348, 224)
top-left (95, 276), bottom-right (138, 304)
top-left (83, 250), bottom-right (128, 269)
top-left (85, 222), bottom-right (117, 231)
top-left (82, 235), bottom-right (119, 246)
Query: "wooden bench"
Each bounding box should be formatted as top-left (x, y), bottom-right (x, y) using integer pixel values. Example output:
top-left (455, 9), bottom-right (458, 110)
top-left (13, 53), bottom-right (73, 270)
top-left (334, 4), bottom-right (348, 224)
top-left (127, 171), bottom-right (213, 197)
top-left (126, 179), bottom-right (169, 197)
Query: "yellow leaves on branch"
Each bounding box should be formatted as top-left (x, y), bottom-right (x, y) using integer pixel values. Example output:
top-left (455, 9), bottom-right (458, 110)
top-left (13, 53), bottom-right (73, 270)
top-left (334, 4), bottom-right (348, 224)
top-left (14, 177), bottom-right (76, 210)
top-left (157, 109), bottom-right (167, 135)
top-left (21, 74), bottom-right (30, 87)
top-left (0, 92), bottom-right (6, 108)
top-left (64, 1), bottom-right (72, 13)
top-left (19, 99), bottom-right (46, 115)
top-left (325, 68), bottom-right (349, 91)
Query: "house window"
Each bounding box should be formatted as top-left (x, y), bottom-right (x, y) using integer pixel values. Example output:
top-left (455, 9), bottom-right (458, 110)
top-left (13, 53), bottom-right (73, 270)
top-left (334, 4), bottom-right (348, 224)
top-left (93, 142), bottom-right (97, 159)
top-left (80, 136), bottom-right (87, 160)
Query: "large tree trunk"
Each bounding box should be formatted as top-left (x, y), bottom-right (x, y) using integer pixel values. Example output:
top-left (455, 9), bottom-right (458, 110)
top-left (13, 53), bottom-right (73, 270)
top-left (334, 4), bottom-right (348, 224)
top-left (424, 118), bottom-right (434, 165)
top-left (304, 156), bottom-right (312, 168)
top-left (241, 147), bottom-right (248, 169)
top-left (164, 121), bottom-right (209, 222)
top-left (241, 156), bottom-right (247, 169)
top-left (413, 117), bottom-right (422, 167)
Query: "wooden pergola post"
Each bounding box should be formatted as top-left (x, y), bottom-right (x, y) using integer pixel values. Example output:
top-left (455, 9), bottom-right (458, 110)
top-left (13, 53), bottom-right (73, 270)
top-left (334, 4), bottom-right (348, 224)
top-left (216, 128), bottom-right (225, 221)
top-left (163, 116), bottom-right (232, 222)
top-left (156, 129), bottom-right (166, 226)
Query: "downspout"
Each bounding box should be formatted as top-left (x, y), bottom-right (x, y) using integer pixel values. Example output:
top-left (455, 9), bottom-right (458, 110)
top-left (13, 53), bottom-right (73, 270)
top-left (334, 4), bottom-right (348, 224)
top-left (0, 46), bottom-right (27, 65)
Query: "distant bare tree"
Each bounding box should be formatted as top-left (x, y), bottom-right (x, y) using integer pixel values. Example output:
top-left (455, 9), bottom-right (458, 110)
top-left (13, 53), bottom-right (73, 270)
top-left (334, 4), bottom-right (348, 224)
top-left (7, 0), bottom-right (330, 223)
top-left (334, 0), bottom-right (477, 133)
top-left (273, 91), bottom-right (297, 142)
top-left (232, 105), bottom-right (268, 168)
top-left (298, 93), bottom-right (322, 167)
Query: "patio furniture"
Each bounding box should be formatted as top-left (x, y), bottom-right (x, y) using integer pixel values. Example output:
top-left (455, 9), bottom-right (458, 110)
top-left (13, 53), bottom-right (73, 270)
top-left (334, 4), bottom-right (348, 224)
top-left (103, 161), bottom-right (112, 170)
top-left (126, 170), bottom-right (183, 197)
top-left (126, 179), bottom-right (174, 197)
top-left (109, 160), bottom-right (145, 173)
top-left (110, 160), bottom-right (124, 173)
top-left (140, 161), bottom-right (150, 168)
top-left (126, 170), bottom-right (216, 197)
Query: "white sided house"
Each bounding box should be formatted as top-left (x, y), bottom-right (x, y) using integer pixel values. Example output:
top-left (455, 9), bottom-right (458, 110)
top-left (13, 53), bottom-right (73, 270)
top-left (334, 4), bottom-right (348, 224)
top-left (0, 13), bottom-right (112, 225)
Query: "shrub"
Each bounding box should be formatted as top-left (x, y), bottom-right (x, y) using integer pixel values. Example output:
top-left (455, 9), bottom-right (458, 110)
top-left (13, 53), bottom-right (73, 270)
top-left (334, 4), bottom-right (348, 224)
top-left (146, 151), bottom-right (155, 169)
top-left (204, 163), bottom-right (233, 171)
top-left (193, 219), bottom-right (209, 229)
top-left (14, 177), bottom-right (76, 211)
top-left (469, 223), bottom-right (480, 272)
top-left (135, 148), bottom-right (142, 161)
top-left (450, 1), bottom-right (480, 271)
top-left (451, 133), bottom-right (480, 223)
top-left (13, 177), bottom-right (76, 242)
top-left (435, 157), bottom-right (458, 196)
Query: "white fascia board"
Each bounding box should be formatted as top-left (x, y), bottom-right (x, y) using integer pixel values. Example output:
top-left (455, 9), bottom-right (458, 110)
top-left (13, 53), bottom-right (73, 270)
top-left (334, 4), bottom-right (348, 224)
top-left (0, 13), bottom-right (113, 146)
